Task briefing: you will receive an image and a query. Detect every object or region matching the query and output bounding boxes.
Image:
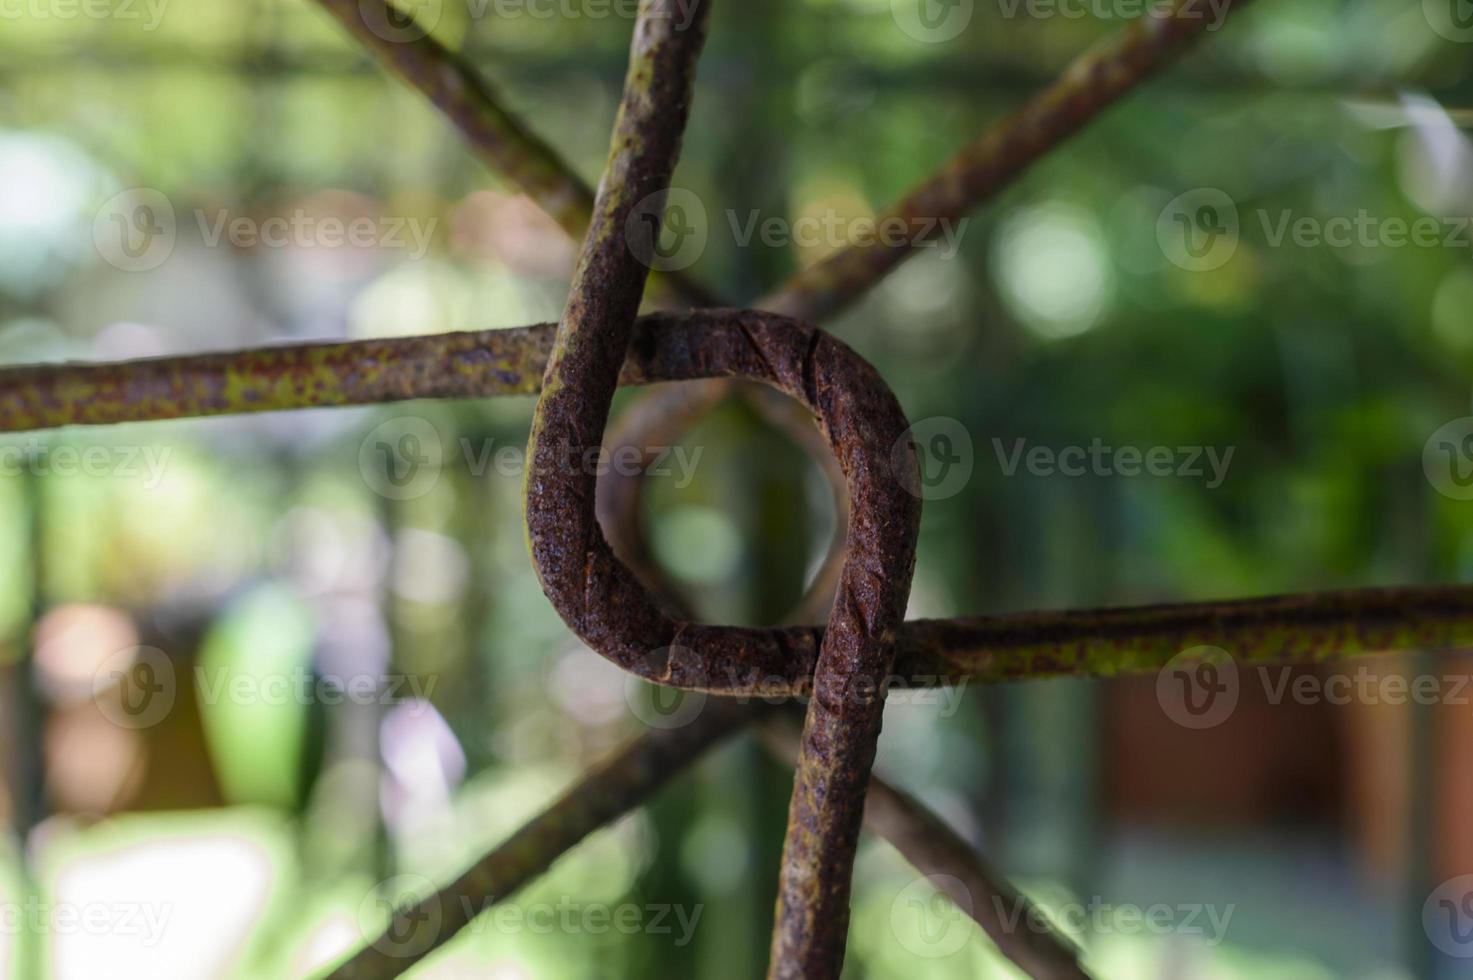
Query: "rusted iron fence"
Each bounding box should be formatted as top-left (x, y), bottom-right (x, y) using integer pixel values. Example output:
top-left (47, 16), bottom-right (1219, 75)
top-left (7, 0), bottom-right (1473, 977)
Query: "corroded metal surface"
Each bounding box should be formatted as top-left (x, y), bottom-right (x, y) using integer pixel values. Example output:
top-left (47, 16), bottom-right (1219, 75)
top-left (758, 714), bottom-right (1091, 980)
top-left (10, 0), bottom-right (1462, 975)
top-left (0, 327), bottom-right (551, 429)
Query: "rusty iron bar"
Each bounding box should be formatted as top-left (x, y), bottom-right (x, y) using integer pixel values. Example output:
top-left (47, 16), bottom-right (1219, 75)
top-left (312, 0), bottom-right (716, 309)
top-left (327, 700), bottom-right (755, 980)
top-left (756, 714), bottom-right (1092, 980)
top-left (4, 317), bottom-right (1473, 686)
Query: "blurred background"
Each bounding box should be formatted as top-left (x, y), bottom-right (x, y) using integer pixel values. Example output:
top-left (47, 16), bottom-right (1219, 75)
top-left (2, 0), bottom-right (1473, 976)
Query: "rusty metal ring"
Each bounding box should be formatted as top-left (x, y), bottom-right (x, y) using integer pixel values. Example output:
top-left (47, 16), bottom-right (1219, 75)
top-left (530, 309), bottom-right (920, 696)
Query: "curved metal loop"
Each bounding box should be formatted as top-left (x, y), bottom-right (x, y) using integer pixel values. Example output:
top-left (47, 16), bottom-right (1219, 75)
top-left (534, 309), bottom-right (920, 695)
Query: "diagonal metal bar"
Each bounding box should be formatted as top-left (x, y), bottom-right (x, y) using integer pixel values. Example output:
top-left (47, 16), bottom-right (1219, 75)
top-left (760, 0), bottom-right (1253, 322)
top-left (760, 710), bottom-right (1095, 978)
top-left (312, 0), bottom-right (716, 308)
top-left (325, 700), bottom-right (753, 980)
top-left (756, 715), bottom-right (1092, 980)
